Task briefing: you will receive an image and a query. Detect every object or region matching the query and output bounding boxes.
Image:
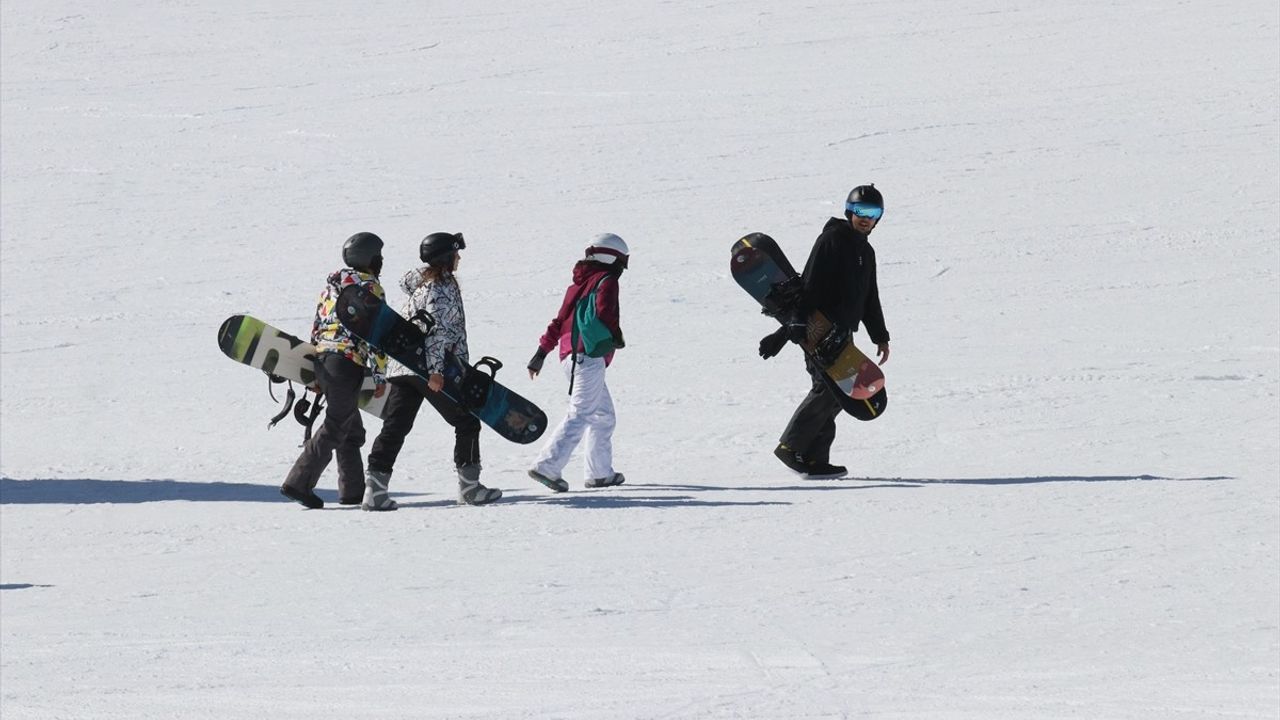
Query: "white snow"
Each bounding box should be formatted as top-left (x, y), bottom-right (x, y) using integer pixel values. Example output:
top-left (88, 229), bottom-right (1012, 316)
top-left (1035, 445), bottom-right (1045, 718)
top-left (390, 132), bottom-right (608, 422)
top-left (2, 2), bottom-right (1278, 718)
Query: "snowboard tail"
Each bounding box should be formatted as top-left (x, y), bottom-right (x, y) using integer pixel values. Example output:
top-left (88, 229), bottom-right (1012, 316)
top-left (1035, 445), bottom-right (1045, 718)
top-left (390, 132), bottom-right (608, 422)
top-left (335, 284), bottom-right (548, 444)
top-left (731, 233), bottom-right (888, 421)
top-left (217, 314), bottom-right (388, 417)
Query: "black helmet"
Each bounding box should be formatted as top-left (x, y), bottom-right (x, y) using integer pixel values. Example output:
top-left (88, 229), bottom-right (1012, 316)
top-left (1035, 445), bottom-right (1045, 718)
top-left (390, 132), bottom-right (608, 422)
top-left (419, 231), bottom-right (466, 266)
top-left (845, 184), bottom-right (885, 222)
top-left (342, 232), bottom-right (384, 273)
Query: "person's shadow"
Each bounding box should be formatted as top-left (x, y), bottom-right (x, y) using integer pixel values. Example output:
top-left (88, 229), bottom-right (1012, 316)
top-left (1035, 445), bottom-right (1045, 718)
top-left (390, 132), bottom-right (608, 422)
top-left (0, 474), bottom-right (1227, 507)
top-left (0, 477), bottom-right (424, 505)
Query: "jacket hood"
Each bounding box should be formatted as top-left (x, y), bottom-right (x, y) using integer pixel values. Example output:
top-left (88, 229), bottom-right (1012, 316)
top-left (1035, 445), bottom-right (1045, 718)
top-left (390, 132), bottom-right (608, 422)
top-left (328, 267), bottom-right (375, 287)
top-left (571, 260), bottom-right (617, 286)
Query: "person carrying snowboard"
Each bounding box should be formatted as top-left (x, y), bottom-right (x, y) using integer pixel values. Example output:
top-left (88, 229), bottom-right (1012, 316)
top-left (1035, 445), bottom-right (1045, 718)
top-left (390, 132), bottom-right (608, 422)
top-left (362, 232), bottom-right (503, 509)
top-left (281, 232), bottom-right (389, 509)
top-left (758, 185), bottom-right (892, 478)
top-left (526, 233), bottom-right (629, 492)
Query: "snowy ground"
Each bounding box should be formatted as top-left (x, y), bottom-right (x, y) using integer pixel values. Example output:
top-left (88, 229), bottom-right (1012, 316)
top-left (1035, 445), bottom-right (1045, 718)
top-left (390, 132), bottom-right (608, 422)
top-left (2, 1), bottom-right (1278, 718)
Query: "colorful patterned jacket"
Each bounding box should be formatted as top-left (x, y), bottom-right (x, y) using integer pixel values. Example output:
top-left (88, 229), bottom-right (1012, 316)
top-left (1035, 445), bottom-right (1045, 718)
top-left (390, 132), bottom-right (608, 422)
top-left (387, 266), bottom-right (468, 379)
top-left (311, 268), bottom-right (388, 383)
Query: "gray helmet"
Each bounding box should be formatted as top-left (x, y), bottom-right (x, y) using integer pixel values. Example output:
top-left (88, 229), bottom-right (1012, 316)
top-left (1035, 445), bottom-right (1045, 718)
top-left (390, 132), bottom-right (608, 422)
top-left (342, 232), bottom-right (384, 273)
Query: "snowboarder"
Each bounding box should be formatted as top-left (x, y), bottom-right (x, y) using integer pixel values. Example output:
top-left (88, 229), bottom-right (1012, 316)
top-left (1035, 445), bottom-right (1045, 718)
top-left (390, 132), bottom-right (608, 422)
top-left (281, 232), bottom-right (389, 509)
top-left (526, 233), bottom-right (629, 492)
top-left (758, 185), bottom-right (892, 478)
top-left (363, 232), bottom-right (503, 509)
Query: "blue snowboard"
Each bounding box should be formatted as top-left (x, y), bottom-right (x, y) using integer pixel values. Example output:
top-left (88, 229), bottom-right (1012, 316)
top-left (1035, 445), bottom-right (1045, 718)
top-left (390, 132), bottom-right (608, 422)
top-left (335, 283), bottom-right (547, 445)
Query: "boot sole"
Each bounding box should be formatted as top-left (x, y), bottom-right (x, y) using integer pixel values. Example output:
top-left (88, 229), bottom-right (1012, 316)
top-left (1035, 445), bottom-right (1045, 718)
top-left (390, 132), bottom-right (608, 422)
top-left (528, 470), bottom-right (569, 493)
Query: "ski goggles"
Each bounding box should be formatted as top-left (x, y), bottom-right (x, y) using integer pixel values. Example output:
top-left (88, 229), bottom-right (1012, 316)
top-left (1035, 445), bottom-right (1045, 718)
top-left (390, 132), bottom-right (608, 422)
top-left (846, 202), bottom-right (883, 220)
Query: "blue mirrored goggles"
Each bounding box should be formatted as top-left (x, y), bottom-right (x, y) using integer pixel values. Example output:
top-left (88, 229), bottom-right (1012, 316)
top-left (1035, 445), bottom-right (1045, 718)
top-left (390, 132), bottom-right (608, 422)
top-left (846, 202), bottom-right (883, 220)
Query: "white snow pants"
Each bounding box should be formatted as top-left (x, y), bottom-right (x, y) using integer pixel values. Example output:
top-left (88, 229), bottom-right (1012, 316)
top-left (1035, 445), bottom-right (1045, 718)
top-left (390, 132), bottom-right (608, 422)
top-left (532, 354), bottom-right (616, 481)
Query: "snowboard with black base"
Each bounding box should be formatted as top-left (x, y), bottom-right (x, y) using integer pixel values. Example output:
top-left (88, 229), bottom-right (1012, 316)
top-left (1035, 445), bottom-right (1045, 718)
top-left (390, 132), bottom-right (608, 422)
top-left (334, 283), bottom-right (548, 445)
top-left (730, 232), bottom-right (888, 421)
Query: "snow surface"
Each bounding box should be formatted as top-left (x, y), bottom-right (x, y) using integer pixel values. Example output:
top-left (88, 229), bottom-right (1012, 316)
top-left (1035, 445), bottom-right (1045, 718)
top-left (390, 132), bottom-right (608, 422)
top-left (2, 2), bottom-right (1278, 718)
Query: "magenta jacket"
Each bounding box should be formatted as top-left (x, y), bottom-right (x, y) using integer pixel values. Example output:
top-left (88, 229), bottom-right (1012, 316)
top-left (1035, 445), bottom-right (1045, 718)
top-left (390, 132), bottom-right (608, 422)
top-left (537, 261), bottom-right (623, 365)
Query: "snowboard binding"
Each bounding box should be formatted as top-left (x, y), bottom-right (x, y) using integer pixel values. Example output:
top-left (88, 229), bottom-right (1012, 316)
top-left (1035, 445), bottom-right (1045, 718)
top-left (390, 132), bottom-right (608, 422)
top-left (457, 356), bottom-right (502, 409)
top-left (761, 276), bottom-right (802, 318)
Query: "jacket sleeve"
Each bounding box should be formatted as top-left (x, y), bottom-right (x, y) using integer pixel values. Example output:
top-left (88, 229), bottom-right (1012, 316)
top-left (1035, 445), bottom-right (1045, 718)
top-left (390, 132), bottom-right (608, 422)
top-left (421, 281), bottom-right (453, 375)
top-left (363, 280), bottom-right (389, 381)
top-left (862, 263), bottom-right (890, 344)
top-left (594, 275), bottom-right (621, 338)
top-left (537, 285), bottom-right (577, 353)
top-left (800, 234), bottom-right (843, 325)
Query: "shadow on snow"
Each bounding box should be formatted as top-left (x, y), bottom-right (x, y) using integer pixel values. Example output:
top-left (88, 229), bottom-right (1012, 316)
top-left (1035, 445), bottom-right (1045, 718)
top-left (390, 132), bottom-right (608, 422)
top-left (0, 477), bottom-right (415, 505)
top-left (638, 474), bottom-right (1229, 491)
top-left (0, 474), bottom-right (1227, 507)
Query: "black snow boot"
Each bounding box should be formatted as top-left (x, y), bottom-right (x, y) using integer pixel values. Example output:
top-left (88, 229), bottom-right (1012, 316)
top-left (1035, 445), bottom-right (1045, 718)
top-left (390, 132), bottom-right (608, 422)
top-left (280, 485), bottom-right (324, 509)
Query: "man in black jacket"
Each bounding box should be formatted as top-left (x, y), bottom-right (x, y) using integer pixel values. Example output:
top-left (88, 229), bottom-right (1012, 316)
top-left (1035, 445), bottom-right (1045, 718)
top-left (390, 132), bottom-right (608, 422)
top-left (758, 184), bottom-right (891, 478)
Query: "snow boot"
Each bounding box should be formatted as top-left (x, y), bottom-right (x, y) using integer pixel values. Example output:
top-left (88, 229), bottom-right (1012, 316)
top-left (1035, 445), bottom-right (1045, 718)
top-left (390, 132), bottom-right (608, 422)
top-left (802, 462), bottom-right (848, 480)
top-left (584, 472), bottom-right (626, 488)
top-left (772, 443), bottom-right (811, 475)
top-left (362, 469), bottom-right (399, 511)
top-left (528, 468), bottom-right (569, 493)
top-left (458, 464), bottom-right (502, 506)
top-left (280, 484), bottom-right (324, 509)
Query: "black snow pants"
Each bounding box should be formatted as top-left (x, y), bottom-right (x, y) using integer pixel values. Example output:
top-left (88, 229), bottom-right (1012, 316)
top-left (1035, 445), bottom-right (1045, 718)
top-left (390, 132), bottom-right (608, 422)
top-left (778, 359), bottom-right (843, 464)
top-left (283, 352), bottom-right (368, 501)
top-left (367, 375), bottom-right (481, 473)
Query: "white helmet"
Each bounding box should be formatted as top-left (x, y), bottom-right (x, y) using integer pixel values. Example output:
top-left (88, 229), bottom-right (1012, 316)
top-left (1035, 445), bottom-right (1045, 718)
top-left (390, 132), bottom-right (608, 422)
top-left (584, 233), bottom-right (629, 266)
top-left (586, 230), bottom-right (629, 265)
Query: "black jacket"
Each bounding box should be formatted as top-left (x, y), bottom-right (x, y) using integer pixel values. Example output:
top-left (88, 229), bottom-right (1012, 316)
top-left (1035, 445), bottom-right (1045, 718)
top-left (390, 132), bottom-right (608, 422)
top-left (799, 217), bottom-right (890, 344)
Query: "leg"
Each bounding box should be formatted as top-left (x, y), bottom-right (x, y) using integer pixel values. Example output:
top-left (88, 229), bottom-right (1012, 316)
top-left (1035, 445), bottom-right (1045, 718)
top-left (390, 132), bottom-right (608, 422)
top-left (778, 367), bottom-right (842, 463)
top-left (578, 357), bottom-right (617, 481)
top-left (422, 385), bottom-right (481, 468)
top-left (531, 355), bottom-right (596, 480)
top-left (423, 385), bottom-right (499, 505)
top-left (283, 353), bottom-right (365, 499)
top-left (366, 377), bottom-right (428, 474)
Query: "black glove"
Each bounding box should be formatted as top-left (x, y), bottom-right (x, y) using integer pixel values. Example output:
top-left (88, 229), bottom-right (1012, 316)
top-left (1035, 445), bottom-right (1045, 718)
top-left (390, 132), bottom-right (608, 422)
top-left (758, 327), bottom-right (788, 360)
top-left (612, 329), bottom-right (626, 349)
top-left (813, 326), bottom-right (848, 367)
top-left (527, 348), bottom-right (548, 374)
top-left (781, 315), bottom-right (808, 344)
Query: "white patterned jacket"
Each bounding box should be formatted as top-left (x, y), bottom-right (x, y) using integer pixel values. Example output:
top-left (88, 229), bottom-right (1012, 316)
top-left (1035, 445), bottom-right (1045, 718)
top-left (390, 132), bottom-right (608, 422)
top-left (386, 266), bottom-right (468, 379)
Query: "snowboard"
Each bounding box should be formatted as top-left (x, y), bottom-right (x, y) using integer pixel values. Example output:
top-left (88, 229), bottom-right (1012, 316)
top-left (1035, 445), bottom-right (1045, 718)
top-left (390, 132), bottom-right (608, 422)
top-left (217, 315), bottom-right (389, 417)
top-left (731, 232), bottom-right (888, 421)
top-left (334, 283), bottom-right (548, 445)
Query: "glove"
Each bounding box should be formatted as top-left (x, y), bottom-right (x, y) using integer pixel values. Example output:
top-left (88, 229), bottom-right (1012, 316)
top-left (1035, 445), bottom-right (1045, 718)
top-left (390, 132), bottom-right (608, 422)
top-left (813, 326), bottom-right (848, 367)
top-left (527, 348), bottom-right (548, 374)
top-left (781, 315), bottom-right (807, 344)
top-left (758, 327), bottom-right (788, 360)
top-left (612, 329), bottom-right (626, 349)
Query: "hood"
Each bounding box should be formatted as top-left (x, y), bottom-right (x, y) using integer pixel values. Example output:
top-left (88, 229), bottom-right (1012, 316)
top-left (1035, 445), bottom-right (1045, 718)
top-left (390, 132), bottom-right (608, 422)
top-left (572, 260), bottom-right (617, 286)
top-left (328, 267), bottom-right (376, 288)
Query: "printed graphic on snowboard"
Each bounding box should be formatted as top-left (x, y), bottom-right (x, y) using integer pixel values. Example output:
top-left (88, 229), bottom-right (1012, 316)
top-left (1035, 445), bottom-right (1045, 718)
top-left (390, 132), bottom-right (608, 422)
top-left (731, 232), bottom-right (888, 421)
top-left (334, 284), bottom-right (548, 444)
top-left (217, 314), bottom-right (388, 417)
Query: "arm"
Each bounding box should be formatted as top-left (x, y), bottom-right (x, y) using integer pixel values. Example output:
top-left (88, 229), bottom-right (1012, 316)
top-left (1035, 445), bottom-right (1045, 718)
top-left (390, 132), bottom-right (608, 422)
top-left (862, 262), bottom-right (891, 364)
top-left (595, 274), bottom-right (623, 346)
top-left (362, 280), bottom-right (389, 387)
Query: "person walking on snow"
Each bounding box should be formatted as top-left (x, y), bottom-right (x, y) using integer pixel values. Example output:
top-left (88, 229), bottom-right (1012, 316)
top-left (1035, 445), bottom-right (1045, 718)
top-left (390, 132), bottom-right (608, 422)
top-left (758, 185), bottom-right (892, 479)
top-left (281, 232), bottom-right (389, 509)
top-left (526, 233), bottom-right (629, 492)
top-left (363, 232), bottom-right (503, 509)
